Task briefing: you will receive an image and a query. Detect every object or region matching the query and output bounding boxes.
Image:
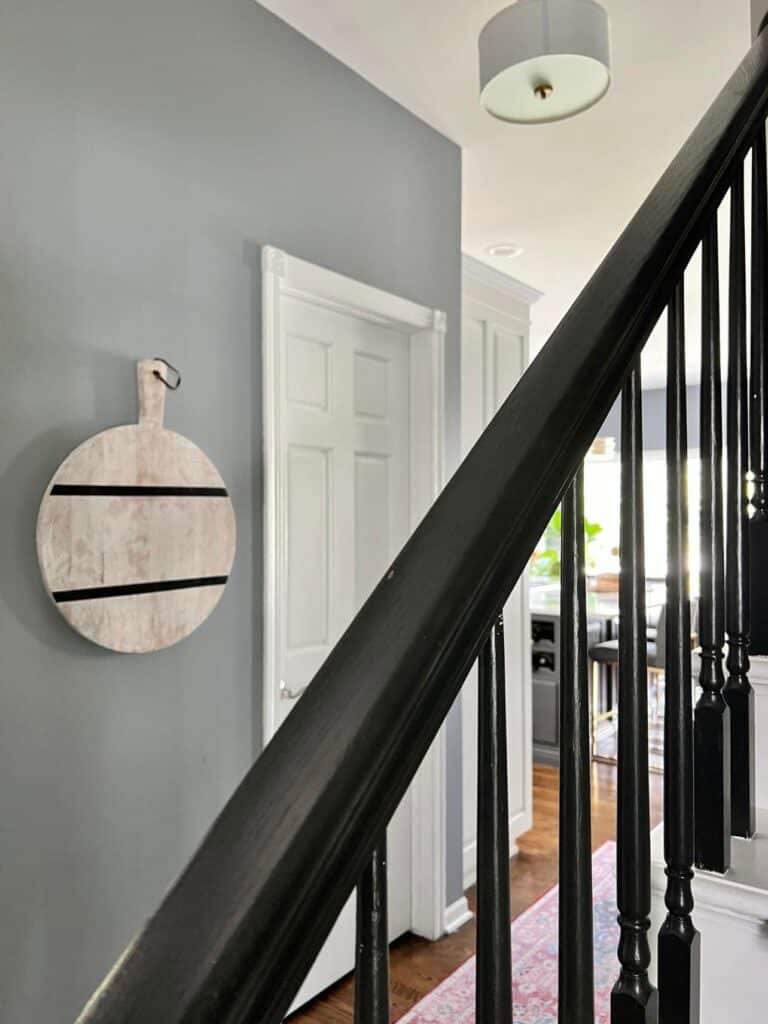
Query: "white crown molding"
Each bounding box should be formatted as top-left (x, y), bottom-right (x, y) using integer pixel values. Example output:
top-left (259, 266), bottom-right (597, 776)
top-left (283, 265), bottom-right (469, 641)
top-left (264, 246), bottom-right (436, 333)
top-left (261, 245), bottom-right (286, 277)
top-left (462, 253), bottom-right (543, 307)
top-left (432, 309), bottom-right (448, 333)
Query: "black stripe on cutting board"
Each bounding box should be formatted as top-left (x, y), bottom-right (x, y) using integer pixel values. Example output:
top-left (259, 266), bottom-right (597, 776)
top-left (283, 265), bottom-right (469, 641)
top-left (53, 576), bottom-right (229, 603)
top-left (51, 485), bottom-right (228, 497)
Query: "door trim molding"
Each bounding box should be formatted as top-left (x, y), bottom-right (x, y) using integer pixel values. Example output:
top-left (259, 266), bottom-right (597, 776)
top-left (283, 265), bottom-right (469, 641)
top-left (444, 894), bottom-right (474, 935)
top-left (261, 245), bottom-right (448, 941)
top-left (460, 264), bottom-right (534, 898)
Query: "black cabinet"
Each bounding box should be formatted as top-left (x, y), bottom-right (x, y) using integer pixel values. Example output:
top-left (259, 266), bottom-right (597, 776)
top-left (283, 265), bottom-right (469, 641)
top-left (531, 613), bottom-right (559, 755)
top-left (531, 612), bottom-right (603, 762)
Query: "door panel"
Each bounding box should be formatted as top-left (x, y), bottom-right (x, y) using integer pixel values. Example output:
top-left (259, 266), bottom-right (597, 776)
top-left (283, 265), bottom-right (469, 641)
top-left (286, 334), bottom-right (330, 410)
top-left (277, 295), bottom-right (412, 1010)
top-left (286, 445), bottom-right (330, 649)
top-left (354, 455), bottom-right (390, 605)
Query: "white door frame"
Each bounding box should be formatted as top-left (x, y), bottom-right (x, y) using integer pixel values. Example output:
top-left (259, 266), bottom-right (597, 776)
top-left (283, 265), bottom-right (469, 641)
top-left (261, 245), bottom-right (448, 940)
top-left (460, 254), bottom-right (539, 891)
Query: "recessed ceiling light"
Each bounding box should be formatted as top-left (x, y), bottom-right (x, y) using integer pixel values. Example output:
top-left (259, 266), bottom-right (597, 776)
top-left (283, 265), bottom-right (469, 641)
top-left (487, 243), bottom-right (525, 260)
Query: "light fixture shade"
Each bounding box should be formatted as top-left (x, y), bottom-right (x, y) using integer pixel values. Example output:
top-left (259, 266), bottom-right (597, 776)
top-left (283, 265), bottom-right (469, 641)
top-left (479, 0), bottom-right (611, 124)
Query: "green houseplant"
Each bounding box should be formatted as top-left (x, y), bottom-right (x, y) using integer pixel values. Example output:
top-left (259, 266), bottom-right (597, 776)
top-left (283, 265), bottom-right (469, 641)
top-left (530, 507), bottom-right (604, 579)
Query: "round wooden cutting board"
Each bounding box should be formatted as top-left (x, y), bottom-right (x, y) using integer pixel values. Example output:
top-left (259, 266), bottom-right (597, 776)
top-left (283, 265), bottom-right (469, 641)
top-left (36, 360), bottom-right (236, 653)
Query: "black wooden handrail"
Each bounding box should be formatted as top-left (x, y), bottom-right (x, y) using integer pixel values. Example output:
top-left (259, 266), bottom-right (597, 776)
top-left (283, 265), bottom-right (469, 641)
top-left (78, 28), bottom-right (768, 1024)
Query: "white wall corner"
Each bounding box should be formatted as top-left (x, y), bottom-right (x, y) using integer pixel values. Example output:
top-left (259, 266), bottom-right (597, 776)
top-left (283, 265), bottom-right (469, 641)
top-left (444, 895), bottom-right (473, 935)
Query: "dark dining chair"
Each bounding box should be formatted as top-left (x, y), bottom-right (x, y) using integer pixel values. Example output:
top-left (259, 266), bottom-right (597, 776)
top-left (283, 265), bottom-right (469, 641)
top-left (587, 600), bottom-right (699, 764)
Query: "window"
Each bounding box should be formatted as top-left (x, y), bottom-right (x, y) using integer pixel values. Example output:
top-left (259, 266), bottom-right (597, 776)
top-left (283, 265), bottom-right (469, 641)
top-left (582, 451), bottom-right (702, 591)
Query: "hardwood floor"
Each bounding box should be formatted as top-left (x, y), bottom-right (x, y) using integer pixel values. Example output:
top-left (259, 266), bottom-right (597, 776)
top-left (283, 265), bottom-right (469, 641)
top-left (289, 762), bottom-right (663, 1023)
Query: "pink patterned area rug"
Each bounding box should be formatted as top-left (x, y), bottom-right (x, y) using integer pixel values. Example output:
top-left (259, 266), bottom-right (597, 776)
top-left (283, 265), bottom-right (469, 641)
top-left (398, 842), bottom-right (617, 1024)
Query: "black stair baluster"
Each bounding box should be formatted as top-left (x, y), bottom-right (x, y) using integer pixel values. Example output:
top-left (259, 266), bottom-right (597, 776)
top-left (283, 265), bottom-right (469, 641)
top-left (559, 469), bottom-right (594, 1024)
top-left (749, 122), bottom-right (768, 706)
top-left (476, 615), bottom-right (513, 1024)
top-left (751, 124), bottom-right (768, 521)
top-left (611, 361), bottom-right (658, 1024)
top-left (725, 163), bottom-right (756, 839)
top-left (658, 280), bottom-right (700, 1024)
top-left (354, 834), bottom-right (389, 1024)
top-left (749, 123), bottom-right (768, 658)
top-left (694, 215), bottom-right (732, 873)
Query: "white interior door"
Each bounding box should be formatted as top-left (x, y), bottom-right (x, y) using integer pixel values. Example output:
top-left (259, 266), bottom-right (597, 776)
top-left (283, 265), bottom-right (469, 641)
top-left (460, 261), bottom-right (535, 891)
top-left (275, 295), bottom-right (413, 1009)
top-left (279, 299), bottom-right (411, 721)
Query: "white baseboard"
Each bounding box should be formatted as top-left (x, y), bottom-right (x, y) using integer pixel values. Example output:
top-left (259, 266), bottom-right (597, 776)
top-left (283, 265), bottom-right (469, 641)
top-left (444, 895), bottom-right (473, 934)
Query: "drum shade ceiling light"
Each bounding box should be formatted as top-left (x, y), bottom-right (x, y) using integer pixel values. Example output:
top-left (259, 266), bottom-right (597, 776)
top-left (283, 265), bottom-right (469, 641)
top-left (479, 0), bottom-right (611, 124)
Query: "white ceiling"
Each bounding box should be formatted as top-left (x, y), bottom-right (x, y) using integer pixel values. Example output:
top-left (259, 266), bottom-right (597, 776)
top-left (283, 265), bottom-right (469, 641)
top-left (260, 0), bottom-right (752, 386)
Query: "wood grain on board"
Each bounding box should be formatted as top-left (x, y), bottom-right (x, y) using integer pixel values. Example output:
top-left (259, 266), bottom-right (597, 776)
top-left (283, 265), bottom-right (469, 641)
top-left (36, 359), bottom-right (236, 653)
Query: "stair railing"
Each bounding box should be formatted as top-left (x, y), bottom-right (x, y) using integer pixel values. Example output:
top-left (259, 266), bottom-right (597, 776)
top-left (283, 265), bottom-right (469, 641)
top-left (76, 23), bottom-right (768, 1024)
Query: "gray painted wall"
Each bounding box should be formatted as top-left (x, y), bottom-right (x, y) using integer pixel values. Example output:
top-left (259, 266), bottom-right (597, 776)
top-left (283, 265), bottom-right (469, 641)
top-left (445, 699), bottom-right (464, 905)
top-left (601, 386), bottom-right (703, 451)
top-left (0, 2), bottom-right (462, 1020)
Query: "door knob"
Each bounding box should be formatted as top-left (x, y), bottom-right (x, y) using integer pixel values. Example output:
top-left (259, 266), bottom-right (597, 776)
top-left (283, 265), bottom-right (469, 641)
top-left (280, 679), bottom-right (309, 701)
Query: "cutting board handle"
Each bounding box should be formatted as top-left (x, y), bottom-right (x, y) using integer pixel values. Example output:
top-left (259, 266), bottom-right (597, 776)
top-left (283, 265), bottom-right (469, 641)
top-left (137, 359), bottom-right (167, 427)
